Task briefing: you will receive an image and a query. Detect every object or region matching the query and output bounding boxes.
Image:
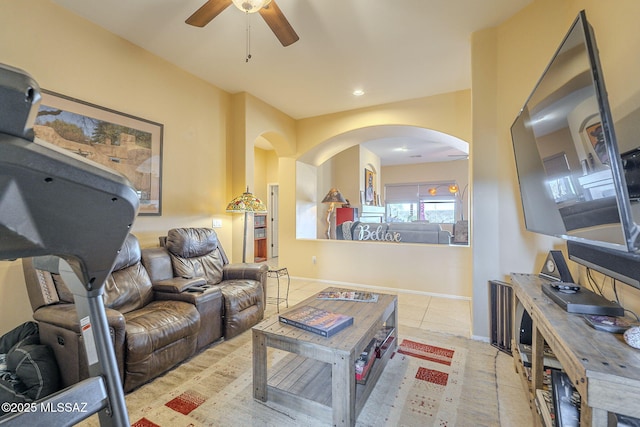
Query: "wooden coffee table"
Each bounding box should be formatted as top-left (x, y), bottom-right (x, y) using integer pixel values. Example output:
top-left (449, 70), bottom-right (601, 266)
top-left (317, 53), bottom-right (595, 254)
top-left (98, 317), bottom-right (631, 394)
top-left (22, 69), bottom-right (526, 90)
top-left (252, 287), bottom-right (398, 426)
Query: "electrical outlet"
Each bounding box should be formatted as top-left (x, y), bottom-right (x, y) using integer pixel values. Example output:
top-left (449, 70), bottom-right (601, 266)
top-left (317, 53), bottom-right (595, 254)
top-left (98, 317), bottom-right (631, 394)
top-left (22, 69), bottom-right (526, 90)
top-left (212, 219), bottom-right (222, 228)
top-left (312, 255), bottom-right (317, 264)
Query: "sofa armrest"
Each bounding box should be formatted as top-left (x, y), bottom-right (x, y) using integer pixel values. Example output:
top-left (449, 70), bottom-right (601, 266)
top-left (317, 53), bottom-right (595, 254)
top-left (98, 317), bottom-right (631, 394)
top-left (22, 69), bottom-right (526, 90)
top-left (223, 263), bottom-right (268, 306)
top-left (151, 277), bottom-right (207, 294)
top-left (438, 230), bottom-right (453, 244)
top-left (33, 304), bottom-right (125, 332)
top-left (222, 263), bottom-right (268, 282)
top-left (33, 304), bottom-right (126, 389)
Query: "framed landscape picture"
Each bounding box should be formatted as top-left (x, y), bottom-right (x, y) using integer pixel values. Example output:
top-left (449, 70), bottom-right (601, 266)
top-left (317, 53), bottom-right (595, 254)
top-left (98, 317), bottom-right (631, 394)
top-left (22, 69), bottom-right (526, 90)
top-left (35, 90), bottom-right (163, 215)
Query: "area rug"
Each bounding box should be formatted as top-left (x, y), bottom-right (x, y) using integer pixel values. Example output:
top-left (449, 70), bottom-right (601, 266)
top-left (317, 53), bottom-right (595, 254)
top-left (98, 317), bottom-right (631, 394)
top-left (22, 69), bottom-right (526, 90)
top-left (78, 329), bottom-right (498, 427)
top-left (356, 338), bottom-right (466, 426)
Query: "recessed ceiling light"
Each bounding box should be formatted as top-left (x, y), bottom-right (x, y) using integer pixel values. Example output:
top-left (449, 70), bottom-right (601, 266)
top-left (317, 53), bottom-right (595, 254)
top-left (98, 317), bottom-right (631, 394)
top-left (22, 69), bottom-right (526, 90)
top-left (352, 89), bottom-right (365, 96)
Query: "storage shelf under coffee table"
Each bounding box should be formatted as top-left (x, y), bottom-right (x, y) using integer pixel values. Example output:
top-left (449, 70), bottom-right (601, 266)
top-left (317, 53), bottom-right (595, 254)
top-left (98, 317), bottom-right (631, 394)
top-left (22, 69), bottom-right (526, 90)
top-left (252, 288), bottom-right (398, 427)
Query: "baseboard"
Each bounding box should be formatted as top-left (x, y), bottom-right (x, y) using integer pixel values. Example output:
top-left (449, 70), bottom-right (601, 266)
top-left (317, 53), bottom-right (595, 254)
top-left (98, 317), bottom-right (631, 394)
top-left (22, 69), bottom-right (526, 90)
top-left (290, 275), bottom-right (472, 301)
top-left (471, 334), bottom-right (491, 343)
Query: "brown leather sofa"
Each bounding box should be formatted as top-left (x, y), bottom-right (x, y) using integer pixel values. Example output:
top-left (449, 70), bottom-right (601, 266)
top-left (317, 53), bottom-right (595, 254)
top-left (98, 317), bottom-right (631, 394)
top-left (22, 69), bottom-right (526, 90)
top-left (22, 228), bottom-right (267, 394)
top-left (144, 227), bottom-right (268, 340)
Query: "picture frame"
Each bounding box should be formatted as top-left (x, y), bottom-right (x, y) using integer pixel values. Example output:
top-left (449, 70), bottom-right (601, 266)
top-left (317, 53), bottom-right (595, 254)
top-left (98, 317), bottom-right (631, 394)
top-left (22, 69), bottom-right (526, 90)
top-left (35, 90), bottom-right (163, 215)
top-left (364, 168), bottom-right (376, 205)
top-left (585, 122), bottom-right (609, 165)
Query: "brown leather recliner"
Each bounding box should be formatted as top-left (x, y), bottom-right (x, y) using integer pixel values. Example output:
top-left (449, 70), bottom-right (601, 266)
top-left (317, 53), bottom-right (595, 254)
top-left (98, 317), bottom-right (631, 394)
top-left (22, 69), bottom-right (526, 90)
top-left (22, 234), bottom-right (202, 392)
top-left (146, 228), bottom-right (268, 340)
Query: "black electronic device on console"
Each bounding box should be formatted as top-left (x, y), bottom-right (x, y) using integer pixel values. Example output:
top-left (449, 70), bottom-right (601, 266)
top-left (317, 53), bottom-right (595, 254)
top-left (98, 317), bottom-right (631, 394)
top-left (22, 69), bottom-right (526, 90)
top-left (538, 250), bottom-right (624, 314)
top-left (542, 283), bottom-right (624, 316)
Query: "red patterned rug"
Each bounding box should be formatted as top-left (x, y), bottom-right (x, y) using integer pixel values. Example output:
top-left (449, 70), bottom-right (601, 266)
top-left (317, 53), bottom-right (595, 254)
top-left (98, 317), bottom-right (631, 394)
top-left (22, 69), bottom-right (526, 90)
top-left (78, 333), bottom-right (469, 427)
top-left (358, 338), bottom-right (465, 426)
top-left (398, 338), bottom-right (455, 366)
top-left (164, 389), bottom-right (207, 415)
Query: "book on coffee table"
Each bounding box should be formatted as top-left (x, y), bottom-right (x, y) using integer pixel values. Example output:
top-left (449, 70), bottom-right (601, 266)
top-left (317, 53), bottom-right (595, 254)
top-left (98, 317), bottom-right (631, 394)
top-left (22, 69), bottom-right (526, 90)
top-left (279, 305), bottom-right (354, 337)
top-left (316, 290), bottom-right (379, 303)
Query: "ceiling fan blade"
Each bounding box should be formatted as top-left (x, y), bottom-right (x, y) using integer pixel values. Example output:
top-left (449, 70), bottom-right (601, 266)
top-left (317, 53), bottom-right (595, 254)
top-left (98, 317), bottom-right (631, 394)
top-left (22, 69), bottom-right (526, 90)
top-left (259, 1), bottom-right (299, 46)
top-left (186, 0), bottom-right (232, 27)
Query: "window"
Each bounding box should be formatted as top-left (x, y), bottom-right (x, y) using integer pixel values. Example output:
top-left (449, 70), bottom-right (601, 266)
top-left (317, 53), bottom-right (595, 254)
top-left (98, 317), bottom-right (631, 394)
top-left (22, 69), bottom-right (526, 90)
top-left (385, 182), bottom-right (459, 224)
top-left (422, 200), bottom-right (456, 223)
top-left (387, 202), bottom-right (417, 222)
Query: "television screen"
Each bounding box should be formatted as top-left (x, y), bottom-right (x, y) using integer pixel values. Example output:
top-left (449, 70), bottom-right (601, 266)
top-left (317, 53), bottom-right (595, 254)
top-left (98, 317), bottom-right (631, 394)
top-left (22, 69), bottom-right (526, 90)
top-left (511, 10), bottom-right (640, 253)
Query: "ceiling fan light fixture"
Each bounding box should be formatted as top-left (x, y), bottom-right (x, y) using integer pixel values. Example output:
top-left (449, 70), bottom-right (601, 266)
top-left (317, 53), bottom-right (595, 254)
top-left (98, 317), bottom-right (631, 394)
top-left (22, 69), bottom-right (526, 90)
top-left (232, 0), bottom-right (272, 13)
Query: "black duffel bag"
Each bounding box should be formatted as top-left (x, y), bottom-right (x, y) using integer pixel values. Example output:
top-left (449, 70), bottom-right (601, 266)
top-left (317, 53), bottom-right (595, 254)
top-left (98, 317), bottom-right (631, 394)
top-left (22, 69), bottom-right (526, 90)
top-left (0, 321), bottom-right (60, 413)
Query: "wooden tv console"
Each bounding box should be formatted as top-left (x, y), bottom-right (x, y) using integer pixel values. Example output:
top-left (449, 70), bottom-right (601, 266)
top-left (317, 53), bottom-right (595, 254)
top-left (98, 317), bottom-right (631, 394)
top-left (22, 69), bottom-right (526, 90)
top-left (510, 273), bottom-right (640, 426)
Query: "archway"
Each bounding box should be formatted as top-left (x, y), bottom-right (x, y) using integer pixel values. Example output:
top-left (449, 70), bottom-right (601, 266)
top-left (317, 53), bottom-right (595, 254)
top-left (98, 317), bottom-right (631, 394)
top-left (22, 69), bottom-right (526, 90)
top-left (295, 124), bottom-right (470, 241)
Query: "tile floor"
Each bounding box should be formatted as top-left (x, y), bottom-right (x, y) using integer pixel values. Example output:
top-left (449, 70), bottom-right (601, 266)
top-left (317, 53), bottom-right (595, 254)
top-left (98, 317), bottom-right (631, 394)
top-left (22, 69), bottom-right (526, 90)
top-left (262, 263), bottom-right (533, 426)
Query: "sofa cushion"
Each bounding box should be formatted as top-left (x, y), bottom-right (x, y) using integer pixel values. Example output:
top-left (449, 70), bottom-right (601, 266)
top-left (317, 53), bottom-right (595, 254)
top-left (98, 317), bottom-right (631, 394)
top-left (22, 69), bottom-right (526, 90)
top-left (104, 262), bottom-right (154, 314)
top-left (47, 234), bottom-right (148, 306)
top-left (166, 228), bottom-right (219, 258)
top-left (387, 222), bottom-right (442, 232)
top-left (124, 300), bottom-right (200, 359)
top-left (387, 222), bottom-right (451, 244)
top-left (166, 228), bottom-right (225, 285)
top-left (52, 273), bottom-right (74, 303)
top-left (113, 232), bottom-right (144, 271)
top-left (123, 299), bottom-right (200, 391)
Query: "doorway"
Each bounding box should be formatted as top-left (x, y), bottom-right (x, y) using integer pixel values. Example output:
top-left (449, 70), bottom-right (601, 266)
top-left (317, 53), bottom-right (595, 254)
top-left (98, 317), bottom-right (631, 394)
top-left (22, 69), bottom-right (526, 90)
top-left (269, 184), bottom-right (279, 258)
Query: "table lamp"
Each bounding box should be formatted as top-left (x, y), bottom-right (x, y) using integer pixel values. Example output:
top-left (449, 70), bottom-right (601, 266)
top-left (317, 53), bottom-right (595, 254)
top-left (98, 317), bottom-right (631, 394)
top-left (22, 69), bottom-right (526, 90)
top-left (322, 188), bottom-right (347, 239)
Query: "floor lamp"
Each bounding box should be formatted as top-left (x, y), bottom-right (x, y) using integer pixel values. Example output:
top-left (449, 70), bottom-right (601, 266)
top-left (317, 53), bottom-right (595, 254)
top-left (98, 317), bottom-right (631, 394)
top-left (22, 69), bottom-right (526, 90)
top-left (226, 187), bottom-right (267, 262)
top-left (322, 188), bottom-right (347, 239)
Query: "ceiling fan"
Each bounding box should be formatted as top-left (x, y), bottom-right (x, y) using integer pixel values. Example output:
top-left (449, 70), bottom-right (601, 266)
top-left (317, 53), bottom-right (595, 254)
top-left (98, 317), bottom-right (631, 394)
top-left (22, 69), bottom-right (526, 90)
top-left (186, 0), bottom-right (299, 47)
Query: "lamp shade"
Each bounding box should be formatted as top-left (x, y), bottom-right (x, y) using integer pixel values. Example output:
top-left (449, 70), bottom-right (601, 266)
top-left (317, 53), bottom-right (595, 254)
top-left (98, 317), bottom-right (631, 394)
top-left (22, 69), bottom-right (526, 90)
top-left (226, 187), bottom-right (267, 213)
top-left (321, 188), bottom-right (347, 204)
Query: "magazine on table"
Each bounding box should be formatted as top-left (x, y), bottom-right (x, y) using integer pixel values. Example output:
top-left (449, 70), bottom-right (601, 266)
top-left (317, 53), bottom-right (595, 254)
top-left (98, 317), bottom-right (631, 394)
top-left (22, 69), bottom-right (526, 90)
top-left (279, 305), bottom-right (354, 337)
top-left (316, 290), bottom-right (379, 303)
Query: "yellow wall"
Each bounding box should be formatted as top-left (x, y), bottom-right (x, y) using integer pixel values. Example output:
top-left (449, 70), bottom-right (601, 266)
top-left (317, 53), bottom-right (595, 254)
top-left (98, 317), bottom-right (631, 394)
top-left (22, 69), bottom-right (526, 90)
top-left (0, 0), bottom-right (234, 332)
top-left (233, 94), bottom-right (295, 261)
top-left (281, 92), bottom-right (473, 299)
top-left (471, 0), bottom-right (640, 336)
top-left (4, 0), bottom-right (640, 340)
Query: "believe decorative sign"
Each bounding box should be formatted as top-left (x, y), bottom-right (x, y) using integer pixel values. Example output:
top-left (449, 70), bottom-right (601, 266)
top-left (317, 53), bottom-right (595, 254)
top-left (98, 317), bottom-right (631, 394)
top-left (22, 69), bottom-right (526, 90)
top-left (356, 224), bottom-right (402, 242)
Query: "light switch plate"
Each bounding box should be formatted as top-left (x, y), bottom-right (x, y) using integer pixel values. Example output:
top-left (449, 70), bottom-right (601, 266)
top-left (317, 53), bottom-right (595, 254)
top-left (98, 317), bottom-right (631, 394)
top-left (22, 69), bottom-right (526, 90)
top-left (212, 219), bottom-right (222, 228)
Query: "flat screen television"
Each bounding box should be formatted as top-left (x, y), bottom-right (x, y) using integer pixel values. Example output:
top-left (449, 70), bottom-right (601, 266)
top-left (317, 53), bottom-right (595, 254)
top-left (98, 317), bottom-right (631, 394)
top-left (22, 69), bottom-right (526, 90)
top-left (511, 10), bottom-right (640, 255)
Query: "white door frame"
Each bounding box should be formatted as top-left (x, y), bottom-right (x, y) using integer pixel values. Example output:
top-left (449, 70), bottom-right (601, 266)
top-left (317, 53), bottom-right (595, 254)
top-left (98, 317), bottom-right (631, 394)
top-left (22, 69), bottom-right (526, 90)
top-left (268, 184), bottom-right (279, 258)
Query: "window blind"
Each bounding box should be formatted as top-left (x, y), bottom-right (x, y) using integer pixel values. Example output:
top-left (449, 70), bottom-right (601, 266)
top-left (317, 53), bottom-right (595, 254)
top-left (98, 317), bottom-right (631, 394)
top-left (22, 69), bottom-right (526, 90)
top-left (385, 182), bottom-right (456, 202)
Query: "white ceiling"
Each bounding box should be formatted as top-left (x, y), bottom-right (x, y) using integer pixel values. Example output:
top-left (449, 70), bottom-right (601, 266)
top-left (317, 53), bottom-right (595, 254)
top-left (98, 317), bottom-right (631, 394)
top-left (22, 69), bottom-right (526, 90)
top-left (52, 0), bottom-right (531, 163)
